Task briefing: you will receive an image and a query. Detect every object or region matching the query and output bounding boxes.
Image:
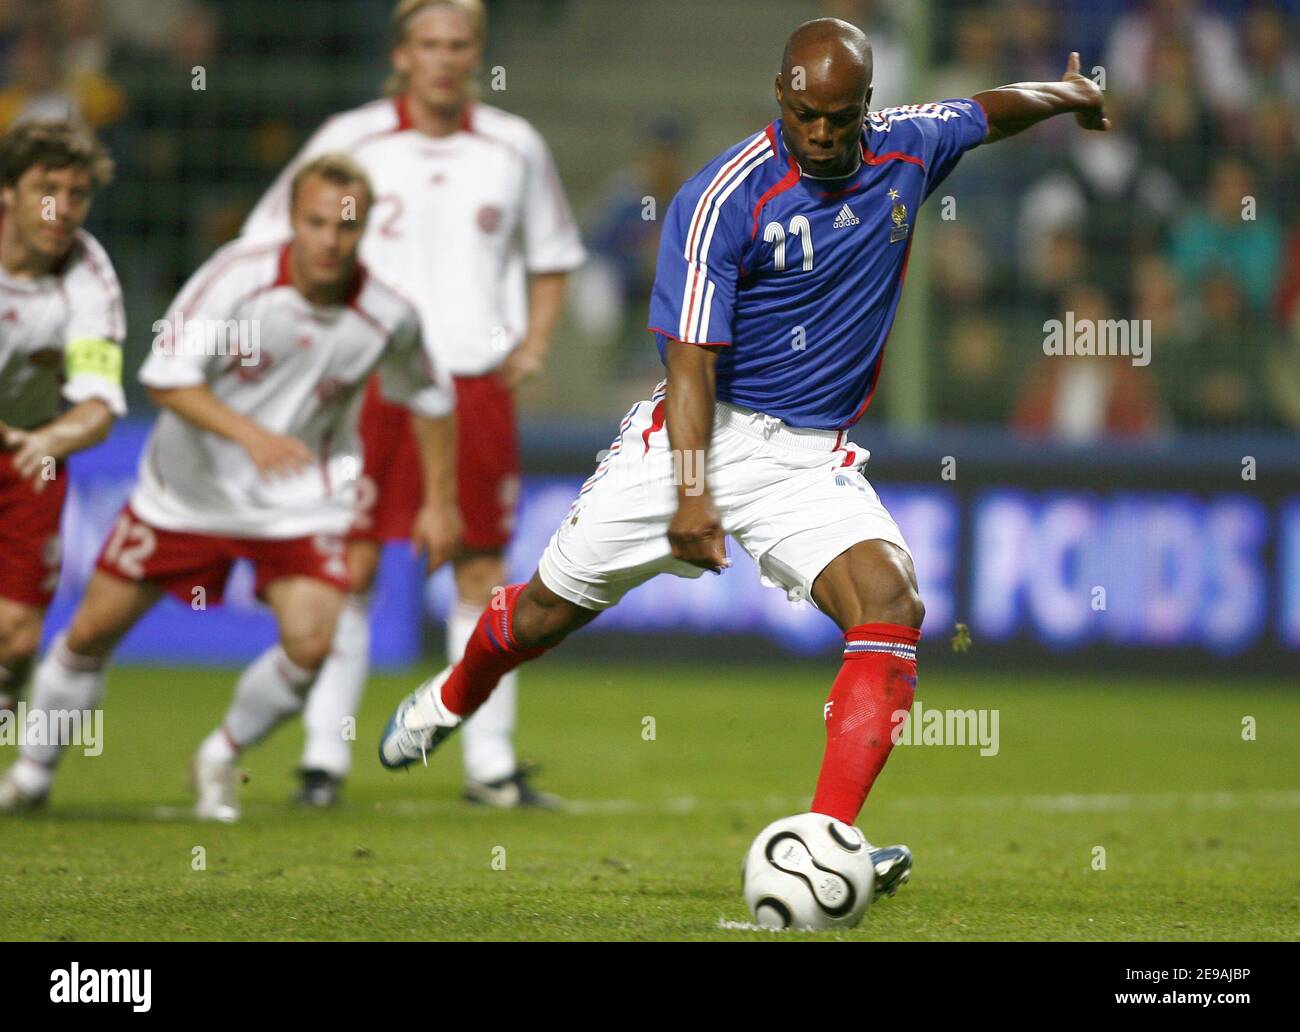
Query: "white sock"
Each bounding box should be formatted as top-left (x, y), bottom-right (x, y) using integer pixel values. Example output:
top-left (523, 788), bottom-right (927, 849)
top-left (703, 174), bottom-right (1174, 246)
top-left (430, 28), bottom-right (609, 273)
top-left (218, 644), bottom-right (317, 751)
top-left (300, 595), bottom-right (370, 778)
top-left (10, 755), bottom-right (54, 796)
top-left (450, 600), bottom-right (518, 784)
top-left (18, 634), bottom-right (107, 782)
top-left (196, 726), bottom-right (238, 767)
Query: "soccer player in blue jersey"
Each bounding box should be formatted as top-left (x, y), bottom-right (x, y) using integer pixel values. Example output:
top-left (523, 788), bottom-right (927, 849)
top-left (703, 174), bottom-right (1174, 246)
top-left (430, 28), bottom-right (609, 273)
top-left (379, 17), bottom-right (1109, 898)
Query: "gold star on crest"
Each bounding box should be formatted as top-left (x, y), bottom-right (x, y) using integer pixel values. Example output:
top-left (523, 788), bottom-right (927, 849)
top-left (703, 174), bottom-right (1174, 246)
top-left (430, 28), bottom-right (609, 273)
top-left (887, 188), bottom-right (900, 200)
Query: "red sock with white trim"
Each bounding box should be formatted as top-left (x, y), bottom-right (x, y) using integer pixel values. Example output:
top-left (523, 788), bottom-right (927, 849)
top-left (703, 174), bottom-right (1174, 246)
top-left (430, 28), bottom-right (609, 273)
top-left (440, 584), bottom-right (551, 718)
top-left (809, 623), bottom-right (919, 825)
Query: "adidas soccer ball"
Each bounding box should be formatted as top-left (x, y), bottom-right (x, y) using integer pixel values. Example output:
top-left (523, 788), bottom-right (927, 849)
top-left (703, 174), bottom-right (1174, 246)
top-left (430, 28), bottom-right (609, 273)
top-left (742, 812), bottom-right (875, 931)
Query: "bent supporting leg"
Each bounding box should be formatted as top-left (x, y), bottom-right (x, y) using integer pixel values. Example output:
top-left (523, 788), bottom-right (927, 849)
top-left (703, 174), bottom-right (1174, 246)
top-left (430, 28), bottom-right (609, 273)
top-left (808, 540), bottom-right (925, 825)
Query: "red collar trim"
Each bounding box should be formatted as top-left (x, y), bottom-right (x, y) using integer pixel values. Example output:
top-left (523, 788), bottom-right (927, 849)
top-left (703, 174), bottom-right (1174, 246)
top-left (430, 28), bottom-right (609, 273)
top-left (395, 94), bottom-right (473, 133)
top-left (273, 242), bottom-right (293, 287)
top-left (817, 182), bottom-right (867, 201)
top-left (749, 124), bottom-right (800, 240)
top-left (278, 242), bottom-right (367, 306)
top-left (394, 94), bottom-right (414, 131)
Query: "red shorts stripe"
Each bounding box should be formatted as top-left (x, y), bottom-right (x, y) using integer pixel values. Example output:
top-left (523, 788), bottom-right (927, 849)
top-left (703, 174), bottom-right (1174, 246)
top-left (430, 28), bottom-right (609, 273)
top-left (641, 399), bottom-right (667, 455)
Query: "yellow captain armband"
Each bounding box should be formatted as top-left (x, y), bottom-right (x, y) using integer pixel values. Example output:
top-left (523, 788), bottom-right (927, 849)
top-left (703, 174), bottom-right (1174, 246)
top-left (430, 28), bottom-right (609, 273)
top-left (64, 337), bottom-right (124, 385)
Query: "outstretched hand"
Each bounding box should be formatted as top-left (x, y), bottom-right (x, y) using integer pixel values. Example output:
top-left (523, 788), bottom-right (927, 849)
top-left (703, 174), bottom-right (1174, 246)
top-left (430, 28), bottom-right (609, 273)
top-left (1063, 51), bottom-right (1111, 132)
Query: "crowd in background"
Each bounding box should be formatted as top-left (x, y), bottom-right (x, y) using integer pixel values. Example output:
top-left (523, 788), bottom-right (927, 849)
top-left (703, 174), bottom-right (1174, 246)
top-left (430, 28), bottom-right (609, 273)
top-left (583, 0), bottom-right (1300, 438)
top-left (2, 0), bottom-right (1296, 438)
top-left (917, 0), bottom-right (1300, 438)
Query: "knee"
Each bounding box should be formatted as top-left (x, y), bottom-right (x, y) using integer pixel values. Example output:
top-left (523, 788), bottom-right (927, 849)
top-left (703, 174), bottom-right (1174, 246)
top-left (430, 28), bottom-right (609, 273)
top-left (858, 570), bottom-right (925, 630)
top-left (348, 548), bottom-right (381, 595)
top-left (882, 584), bottom-right (925, 630)
top-left (517, 599), bottom-right (568, 648)
top-left (513, 587), bottom-right (584, 649)
top-left (64, 609), bottom-right (117, 660)
top-left (280, 626), bottom-right (334, 672)
top-left (0, 613), bottom-right (41, 668)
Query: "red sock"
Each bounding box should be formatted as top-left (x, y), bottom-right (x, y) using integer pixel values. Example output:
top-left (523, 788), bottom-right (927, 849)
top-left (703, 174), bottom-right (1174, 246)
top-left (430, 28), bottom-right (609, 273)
top-left (809, 623), bottom-right (919, 825)
top-left (440, 584), bottom-right (550, 717)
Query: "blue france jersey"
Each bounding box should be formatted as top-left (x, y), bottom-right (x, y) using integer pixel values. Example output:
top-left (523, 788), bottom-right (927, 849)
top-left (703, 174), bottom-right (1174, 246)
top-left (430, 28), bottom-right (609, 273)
top-left (649, 99), bottom-right (987, 429)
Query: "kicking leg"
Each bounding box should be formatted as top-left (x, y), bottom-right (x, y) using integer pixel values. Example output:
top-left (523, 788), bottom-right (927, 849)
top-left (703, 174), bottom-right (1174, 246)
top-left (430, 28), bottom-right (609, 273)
top-left (378, 378), bottom-right (687, 773)
top-left (378, 572), bottom-right (597, 770)
top-left (296, 540), bottom-right (380, 805)
top-left (193, 576), bottom-right (343, 821)
top-left (809, 539), bottom-right (924, 899)
top-left (451, 550), bottom-right (544, 806)
top-left (0, 572), bottom-right (158, 810)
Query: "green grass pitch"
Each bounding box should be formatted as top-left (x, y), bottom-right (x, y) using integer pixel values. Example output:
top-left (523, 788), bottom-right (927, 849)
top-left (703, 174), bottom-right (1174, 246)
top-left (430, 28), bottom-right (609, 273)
top-left (2, 661), bottom-right (1298, 941)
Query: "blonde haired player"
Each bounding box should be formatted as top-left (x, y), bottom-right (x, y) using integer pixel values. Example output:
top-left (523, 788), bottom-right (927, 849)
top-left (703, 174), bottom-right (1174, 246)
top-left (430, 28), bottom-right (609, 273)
top-left (0, 120), bottom-right (125, 721)
top-left (0, 155), bottom-right (458, 818)
top-left (243, 0), bottom-right (585, 807)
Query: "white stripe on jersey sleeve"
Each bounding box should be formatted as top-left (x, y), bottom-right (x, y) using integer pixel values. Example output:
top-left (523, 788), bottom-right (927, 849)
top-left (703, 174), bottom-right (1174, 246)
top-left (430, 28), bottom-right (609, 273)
top-left (681, 132), bottom-right (769, 263)
top-left (675, 133), bottom-right (772, 343)
top-left (696, 146), bottom-right (771, 272)
top-left (697, 279), bottom-right (716, 343)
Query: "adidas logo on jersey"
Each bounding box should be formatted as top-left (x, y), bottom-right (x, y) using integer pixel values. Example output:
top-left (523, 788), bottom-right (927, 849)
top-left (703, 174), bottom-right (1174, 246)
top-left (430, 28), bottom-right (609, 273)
top-left (832, 203), bottom-right (860, 229)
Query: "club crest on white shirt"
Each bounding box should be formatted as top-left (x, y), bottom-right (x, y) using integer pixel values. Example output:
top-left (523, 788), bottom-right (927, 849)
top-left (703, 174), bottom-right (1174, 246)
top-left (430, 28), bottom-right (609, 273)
top-left (477, 204), bottom-right (503, 234)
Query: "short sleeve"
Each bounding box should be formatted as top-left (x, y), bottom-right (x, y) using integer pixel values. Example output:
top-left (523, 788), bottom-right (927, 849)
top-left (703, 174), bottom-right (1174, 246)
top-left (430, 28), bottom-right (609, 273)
top-left (61, 238), bottom-right (128, 416)
top-left (880, 99), bottom-right (987, 200)
top-left (377, 311), bottom-right (455, 420)
top-left (648, 170), bottom-right (746, 347)
top-left (137, 245), bottom-right (254, 390)
top-left (518, 124), bottom-right (586, 274)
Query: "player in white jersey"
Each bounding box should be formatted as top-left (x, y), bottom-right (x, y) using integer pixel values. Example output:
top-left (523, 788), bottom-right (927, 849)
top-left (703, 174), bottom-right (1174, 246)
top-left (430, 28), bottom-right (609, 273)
top-left (242, 0), bottom-right (586, 808)
top-left (0, 120), bottom-right (125, 717)
top-left (0, 155), bottom-right (459, 818)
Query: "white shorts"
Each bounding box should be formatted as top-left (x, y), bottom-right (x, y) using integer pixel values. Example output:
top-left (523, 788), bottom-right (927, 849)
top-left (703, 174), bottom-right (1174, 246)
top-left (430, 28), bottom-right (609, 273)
top-left (538, 382), bottom-right (911, 611)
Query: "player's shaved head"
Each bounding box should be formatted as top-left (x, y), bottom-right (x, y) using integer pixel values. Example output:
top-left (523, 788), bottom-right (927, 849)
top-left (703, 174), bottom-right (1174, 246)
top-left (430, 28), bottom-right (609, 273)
top-left (781, 17), bottom-right (873, 97)
top-left (775, 18), bottom-right (874, 178)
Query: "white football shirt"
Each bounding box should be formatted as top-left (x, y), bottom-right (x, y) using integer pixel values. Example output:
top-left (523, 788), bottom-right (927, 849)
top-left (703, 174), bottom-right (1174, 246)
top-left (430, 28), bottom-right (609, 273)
top-left (0, 226), bottom-right (127, 429)
top-left (241, 97), bottom-right (586, 376)
top-left (132, 236), bottom-right (454, 539)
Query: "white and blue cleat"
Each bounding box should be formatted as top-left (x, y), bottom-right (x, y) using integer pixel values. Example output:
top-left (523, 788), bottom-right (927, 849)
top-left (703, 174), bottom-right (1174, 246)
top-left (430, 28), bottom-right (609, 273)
top-left (867, 843), bottom-right (912, 901)
top-left (378, 667), bottom-right (461, 770)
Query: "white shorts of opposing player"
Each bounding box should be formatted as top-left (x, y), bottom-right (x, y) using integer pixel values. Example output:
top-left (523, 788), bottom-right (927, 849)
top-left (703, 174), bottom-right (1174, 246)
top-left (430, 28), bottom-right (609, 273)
top-left (539, 385), bottom-right (912, 609)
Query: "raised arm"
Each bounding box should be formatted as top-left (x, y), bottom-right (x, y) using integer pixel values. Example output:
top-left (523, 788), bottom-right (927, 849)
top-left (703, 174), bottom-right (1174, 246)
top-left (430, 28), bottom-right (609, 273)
top-left (972, 51), bottom-right (1110, 144)
top-left (664, 339), bottom-right (728, 573)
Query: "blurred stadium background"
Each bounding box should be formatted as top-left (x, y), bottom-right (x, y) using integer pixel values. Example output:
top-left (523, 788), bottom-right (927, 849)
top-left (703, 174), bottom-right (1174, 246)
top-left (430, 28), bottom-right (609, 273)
top-left (6, 0), bottom-right (1298, 672)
